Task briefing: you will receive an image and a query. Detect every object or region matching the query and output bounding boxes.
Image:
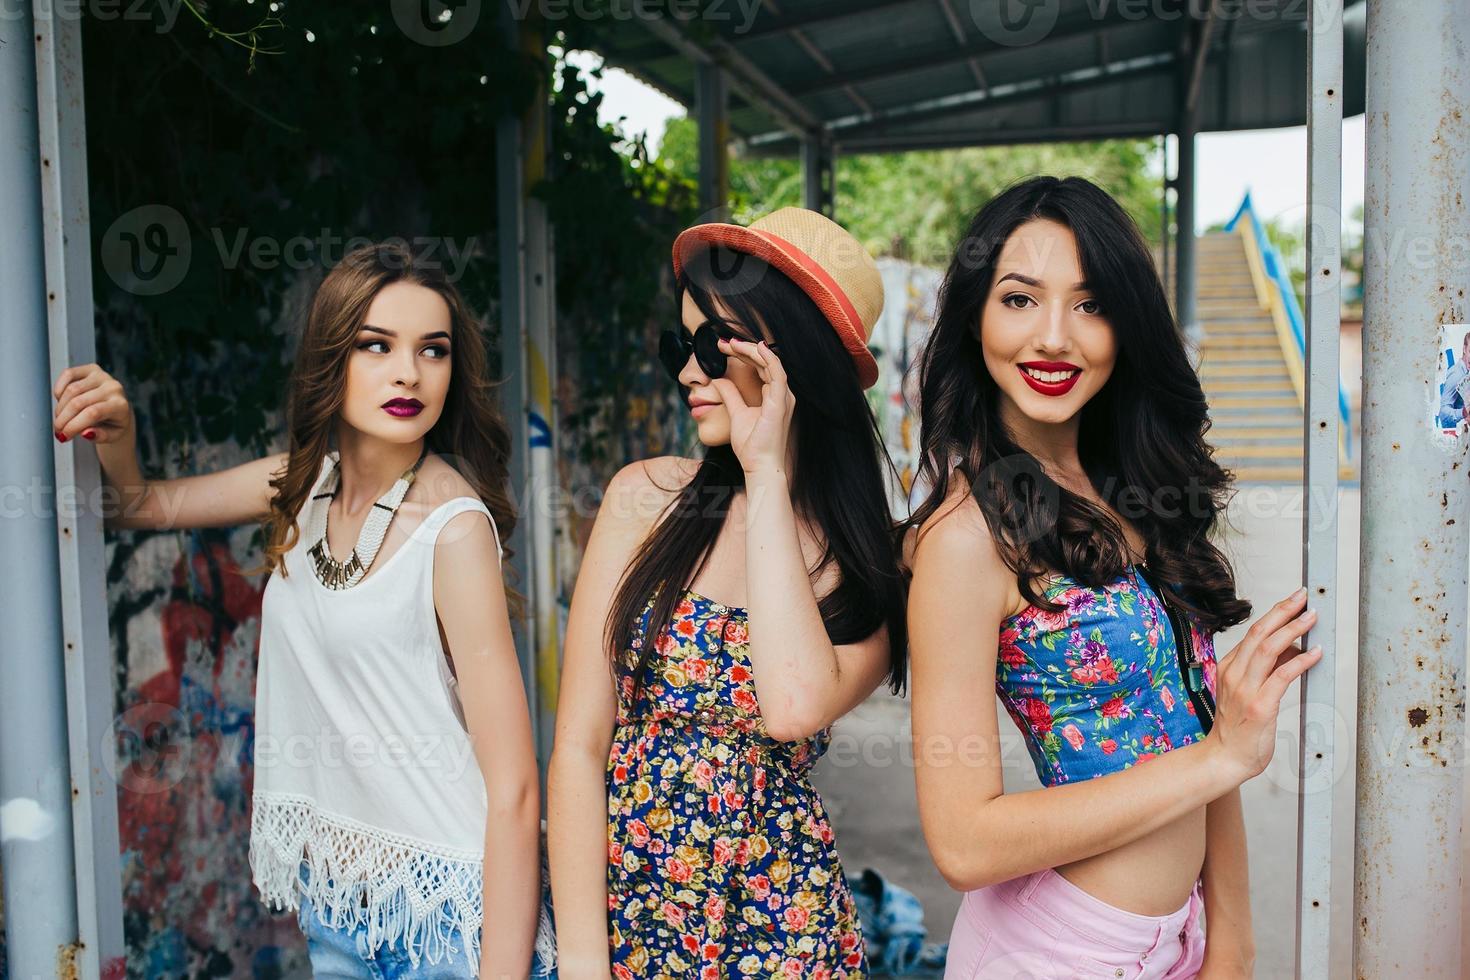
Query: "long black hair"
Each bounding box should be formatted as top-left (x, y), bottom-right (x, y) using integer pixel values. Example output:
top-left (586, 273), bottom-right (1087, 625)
top-left (605, 244), bottom-right (908, 697)
top-left (902, 175), bottom-right (1250, 633)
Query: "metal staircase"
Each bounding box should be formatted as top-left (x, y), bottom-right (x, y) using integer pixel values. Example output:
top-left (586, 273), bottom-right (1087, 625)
top-left (1188, 226), bottom-right (1356, 484)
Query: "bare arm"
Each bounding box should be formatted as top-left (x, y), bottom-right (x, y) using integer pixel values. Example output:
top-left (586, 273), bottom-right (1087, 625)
top-left (102, 453), bottom-right (287, 531)
top-left (435, 509), bottom-right (540, 980)
top-left (53, 363), bottom-right (285, 530)
top-left (547, 461), bottom-right (667, 979)
top-left (714, 337), bottom-right (889, 742)
top-left (744, 466), bottom-right (890, 742)
top-left (909, 489), bottom-right (1322, 892)
top-left (1199, 788), bottom-right (1256, 977)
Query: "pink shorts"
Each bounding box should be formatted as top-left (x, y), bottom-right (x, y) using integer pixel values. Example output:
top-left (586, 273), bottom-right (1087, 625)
top-left (943, 867), bottom-right (1205, 980)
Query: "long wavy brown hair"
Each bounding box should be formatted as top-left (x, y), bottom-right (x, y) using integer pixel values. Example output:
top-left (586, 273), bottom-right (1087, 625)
top-left (901, 176), bottom-right (1250, 634)
top-left (252, 242), bottom-right (522, 620)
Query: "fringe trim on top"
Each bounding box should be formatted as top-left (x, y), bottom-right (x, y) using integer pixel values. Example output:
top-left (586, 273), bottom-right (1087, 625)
top-left (251, 791), bottom-right (557, 975)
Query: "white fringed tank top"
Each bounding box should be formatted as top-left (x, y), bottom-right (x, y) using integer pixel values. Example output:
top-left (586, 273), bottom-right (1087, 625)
top-left (249, 451), bottom-right (504, 968)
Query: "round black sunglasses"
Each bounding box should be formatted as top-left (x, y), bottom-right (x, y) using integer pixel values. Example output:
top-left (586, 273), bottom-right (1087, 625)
top-left (658, 320), bottom-right (779, 382)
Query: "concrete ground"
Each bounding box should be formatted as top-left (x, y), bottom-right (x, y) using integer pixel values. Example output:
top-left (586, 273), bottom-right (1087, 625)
top-left (812, 485), bottom-right (1375, 979)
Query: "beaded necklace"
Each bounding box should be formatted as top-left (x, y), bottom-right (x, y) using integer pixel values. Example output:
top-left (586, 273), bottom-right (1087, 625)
top-left (305, 448), bottom-right (428, 590)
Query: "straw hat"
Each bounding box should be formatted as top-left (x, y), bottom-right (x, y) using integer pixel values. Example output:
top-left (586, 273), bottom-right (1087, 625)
top-left (672, 207), bottom-right (884, 390)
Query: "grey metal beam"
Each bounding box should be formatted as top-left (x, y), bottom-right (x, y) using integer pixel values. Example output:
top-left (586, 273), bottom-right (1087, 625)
top-left (496, 0), bottom-right (542, 768)
top-left (1354, 0), bottom-right (1468, 974)
top-left (1173, 129), bottom-right (1197, 338)
top-left (761, 0), bottom-right (874, 117)
top-left (697, 62), bottom-right (731, 219)
top-left (784, 13), bottom-right (1165, 98)
top-left (737, 0), bottom-right (920, 40)
top-left (1173, 19), bottom-right (1199, 342)
top-left (800, 134), bottom-right (834, 217)
top-left (0, 3), bottom-right (82, 974)
top-left (819, 120), bottom-right (1171, 155)
top-left (933, 0), bottom-right (988, 89)
top-left (750, 54), bottom-right (1177, 150)
top-left (1159, 138), bottom-right (1171, 309)
top-left (1295, 0), bottom-right (1343, 973)
top-left (1186, 0), bottom-right (1220, 113)
top-left (36, 4), bottom-right (126, 974)
top-left (522, 45), bottom-right (561, 772)
top-left (638, 13), bottom-right (818, 138)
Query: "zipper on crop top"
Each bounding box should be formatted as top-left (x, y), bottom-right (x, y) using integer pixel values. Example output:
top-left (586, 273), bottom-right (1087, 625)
top-left (1137, 566), bottom-right (1216, 735)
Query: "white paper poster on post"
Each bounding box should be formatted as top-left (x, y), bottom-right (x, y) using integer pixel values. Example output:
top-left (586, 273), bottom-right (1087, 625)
top-left (1433, 323), bottom-right (1470, 439)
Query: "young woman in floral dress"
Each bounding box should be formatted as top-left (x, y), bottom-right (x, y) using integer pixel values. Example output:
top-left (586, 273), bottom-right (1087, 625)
top-left (548, 209), bottom-right (907, 979)
top-left (903, 176), bottom-right (1325, 979)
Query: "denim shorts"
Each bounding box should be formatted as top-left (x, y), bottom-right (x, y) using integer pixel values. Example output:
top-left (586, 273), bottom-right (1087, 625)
top-left (943, 867), bottom-right (1205, 980)
top-left (296, 860), bottom-right (557, 979)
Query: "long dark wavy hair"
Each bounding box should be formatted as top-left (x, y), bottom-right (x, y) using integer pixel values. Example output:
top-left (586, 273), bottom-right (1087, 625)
top-left (902, 175), bottom-right (1250, 634)
top-left (252, 242), bottom-right (524, 621)
top-left (604, 244), bottom-right (908, 696)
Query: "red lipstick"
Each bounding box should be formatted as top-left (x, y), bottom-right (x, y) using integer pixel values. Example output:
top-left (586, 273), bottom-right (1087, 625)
top-left (1017, 361), bottom-right (1082, 397)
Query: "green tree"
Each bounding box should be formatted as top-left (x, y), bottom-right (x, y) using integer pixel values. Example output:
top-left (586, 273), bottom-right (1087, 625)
top-left (658, 122), bottom-right (1164, 266)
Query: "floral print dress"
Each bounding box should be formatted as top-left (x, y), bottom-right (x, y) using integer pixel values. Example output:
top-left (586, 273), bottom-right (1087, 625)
top-left (995, 564), bottom-right (1220, 786)
top-left (605, 589), bottom-right (868, 979)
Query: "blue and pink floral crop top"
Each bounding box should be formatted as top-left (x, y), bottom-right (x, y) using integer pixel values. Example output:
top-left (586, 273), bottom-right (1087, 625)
top-left (995, 563), bottom-right (1219, 786)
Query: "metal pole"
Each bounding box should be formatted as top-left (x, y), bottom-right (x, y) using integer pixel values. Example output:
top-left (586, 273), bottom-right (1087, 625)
top-left (35, 3), bottom-right (128, 972)
top-left (1160, 139), bottom-right (1171, 312)
top-left (696, 61), bottom-right (729, 221)
top-left (521, 23), bottom-right (561, 770)
top-left (497, 0), bottom-right (539, 764)
top-left (1294, 1), bottom-right (1344, 976)
top-left (1174, 111), bottom-right (1198, 342)
top-left (801, 134), bottom-right (820, 212)
top-left (1354, 2), bottom-right (1469, 977)
top-left (801, 133), bottom-right (834, 218)
top-left (1174, 8), bottom-right (1211, 342)
top-left (0, 2), bottom-right (80, 972)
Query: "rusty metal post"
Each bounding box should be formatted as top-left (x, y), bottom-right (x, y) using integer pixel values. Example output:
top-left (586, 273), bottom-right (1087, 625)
top-left (1354, 1), bottom-right (1470, 976)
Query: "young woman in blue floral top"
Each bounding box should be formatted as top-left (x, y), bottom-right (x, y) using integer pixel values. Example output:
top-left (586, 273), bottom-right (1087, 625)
top-left (547, 209), bottom-right (907, 980)
top-left (903, 177), bottom-right (1325, 979)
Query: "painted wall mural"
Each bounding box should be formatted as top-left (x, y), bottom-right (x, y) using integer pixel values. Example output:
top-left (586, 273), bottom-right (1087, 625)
top-left (109, 525), bottom-right (308, 979)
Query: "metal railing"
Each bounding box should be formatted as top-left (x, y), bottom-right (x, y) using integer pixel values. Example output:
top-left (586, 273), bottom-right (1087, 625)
top-left (1224, 190), bottom-right (1354, 459)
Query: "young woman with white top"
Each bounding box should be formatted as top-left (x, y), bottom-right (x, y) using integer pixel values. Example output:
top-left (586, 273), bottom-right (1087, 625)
top-left (52, 242), bottom-right (555, 978)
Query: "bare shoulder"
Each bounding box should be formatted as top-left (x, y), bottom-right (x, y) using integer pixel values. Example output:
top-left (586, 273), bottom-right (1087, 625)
top-left (410, 455), bottom-right (502, 558)
top-left (913, 472), bottom-right (991, 559)
top-left (414, 454), bottom-right (480, 508)
top-left (901, 473), bottom-right (977, 569)
top-left (910, 472), bottom-right (1022, 618)
top-left (415, 460), bottom-right (502, 570)
top-left (599, 455), bottom-right (700, 535)
top-left (608, 455), bottom-right (699, 495)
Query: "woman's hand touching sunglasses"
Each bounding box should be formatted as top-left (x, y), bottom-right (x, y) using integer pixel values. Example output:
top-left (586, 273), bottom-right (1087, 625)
top-left (659, 320), bottom-right (779, 382)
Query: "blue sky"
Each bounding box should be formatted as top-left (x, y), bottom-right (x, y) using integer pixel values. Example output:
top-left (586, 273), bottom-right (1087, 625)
top-left (564, 50), bottom-right (1367, 237)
